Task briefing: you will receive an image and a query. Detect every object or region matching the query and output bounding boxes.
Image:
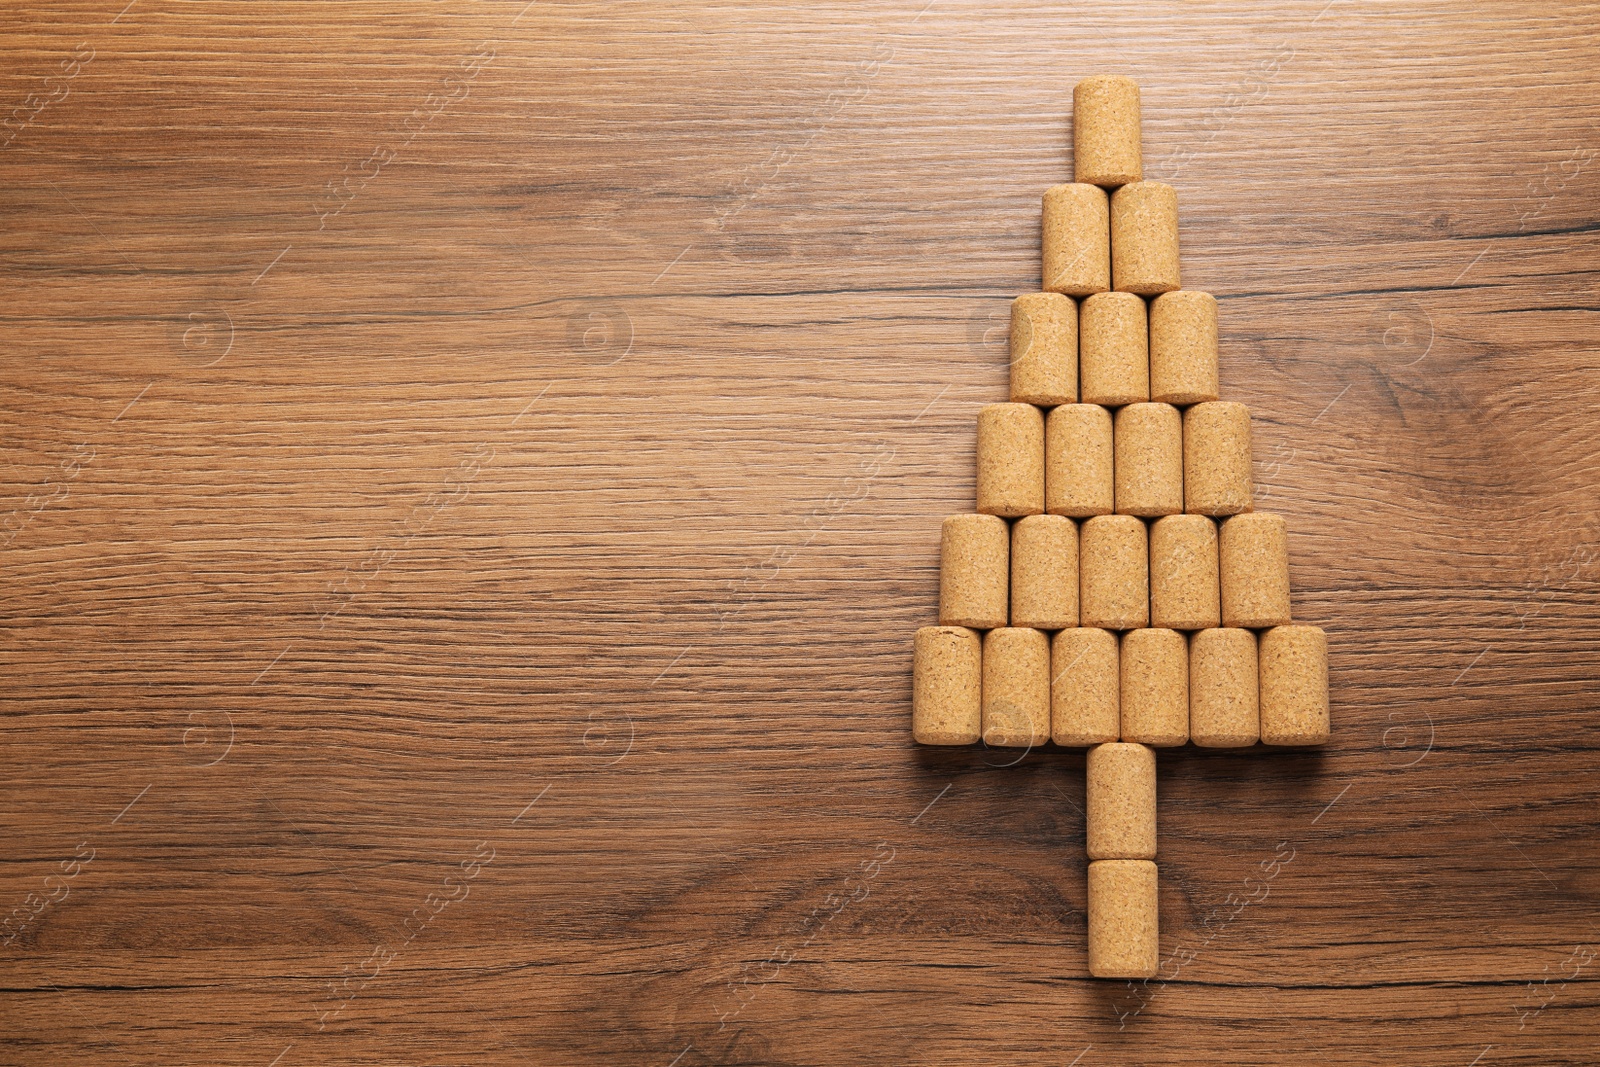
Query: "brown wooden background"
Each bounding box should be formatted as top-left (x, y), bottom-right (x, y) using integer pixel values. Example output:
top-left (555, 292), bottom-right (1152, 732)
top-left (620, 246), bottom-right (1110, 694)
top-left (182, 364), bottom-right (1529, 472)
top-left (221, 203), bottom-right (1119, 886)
top-left (2, 2), bottom-right (1598, 1064)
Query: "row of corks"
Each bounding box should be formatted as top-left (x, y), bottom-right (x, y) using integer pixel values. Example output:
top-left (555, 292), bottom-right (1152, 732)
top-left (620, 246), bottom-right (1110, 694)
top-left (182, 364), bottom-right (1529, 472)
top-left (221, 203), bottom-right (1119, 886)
top-left (978, 399), bottom-right (1250, 518)
top-left (940, 511), bottom-right (1289, 632)
top-left (911, 620), bottom-right (1329, 750)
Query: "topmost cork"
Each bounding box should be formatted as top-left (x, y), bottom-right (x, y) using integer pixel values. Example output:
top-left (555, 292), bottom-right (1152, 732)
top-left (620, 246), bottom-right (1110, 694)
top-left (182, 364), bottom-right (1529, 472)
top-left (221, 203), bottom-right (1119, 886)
top-left (1073, 75), bottom-right (1142, 187)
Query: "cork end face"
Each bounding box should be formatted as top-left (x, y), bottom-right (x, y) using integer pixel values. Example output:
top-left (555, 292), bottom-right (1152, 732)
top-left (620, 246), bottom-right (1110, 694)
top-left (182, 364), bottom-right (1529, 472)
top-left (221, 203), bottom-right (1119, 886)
top-left (1153, 614), bottom-right (1222, 633)
top-left (1186, 502), bottom-right (1251, 518)
top-left (977, 504), bottom-right (1044, 520)
top-left (1154, 389), bottom-right (1221, 406)
top-left (1011, 389), bottom-right (1076, 407)
top-left (1012, 613), bottom-right (1079, 630)
top-left (913, 726), bottom-right (982, 746)
top-left (1116, 279), bottom-right (1182, 297)
top-left (1046, 283), bottom-right (1111, 299)
top-left (1191, 731), bottom-right (1260, 749)
top-left (1089, 957), bottom-right (1159, 980)
top-left (1222, 613), bottom-right (1293, 630)
top-left (981, 726), bottom-right (1044, 750)
top-left (937, 611), bottom-right (1007, 630)
top-left (1260, 727), bottom-right (1331, 747)
top-left (1053, 730), bottom-right (1119, 748)
top-left (1118, 504), bottom-right (1182, 520)
top-left (1077, 167), bottom-right (1143, 189)
top-left (1120, 729), bottom-right (1188, 748)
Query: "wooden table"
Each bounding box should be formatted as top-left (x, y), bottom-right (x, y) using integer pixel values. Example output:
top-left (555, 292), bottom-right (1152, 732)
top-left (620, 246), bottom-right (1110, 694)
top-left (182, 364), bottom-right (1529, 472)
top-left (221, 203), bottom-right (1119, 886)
top-left (3, 2), bottom-right (1597, 1063)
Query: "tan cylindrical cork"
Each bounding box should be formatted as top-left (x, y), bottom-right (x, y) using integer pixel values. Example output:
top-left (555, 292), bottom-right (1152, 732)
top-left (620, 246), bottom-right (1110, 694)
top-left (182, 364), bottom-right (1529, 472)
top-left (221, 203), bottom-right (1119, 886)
top-left (1149, 514), bottom-right (1220, 631)
top-left (1051, 627), bottom-right (1119, 746)
top-left (1114, 403), bottom-right (1183, 518)
top-left (1086, 742), bottom-right (1156, 860)
top-left (1042, 183), bottom-right (1111, 298)
top-left (1189, 627), bottom-right (1259, 747)
top-left (1078, 292), bottom-right (1149, 407)
top-left (1149, 291), bottom-right (1219, 405)
top-left (1045, 404), bottom-right (1114, 518)
top-left (912, 626), bottom-right (982, 746)
top-left (1259, 624), bottom-right (1330, 745)
top-left (1009, 293), bottom-right (1077, 407)
top-left (939, 514), bottom-right (1009, 629)
top-left (1110, 181), bottom-right (1180, 296)
top-left (1088, 859), bottom-right (1158, 979)
top-left (1184, 402), bottom-right (1253, 517)
top-left (1011, 515), bottom-right (1078, 630)
top-left (1073, 75), bottom-right (1142, 188)
top-left (982, 627), bottom-right (1050, 748)
top-left (977, 403), bottom-right (1045, 518)
top-left (1120, 627), bottom-right (1187, 746)
top-left (1219, 513), bottom-right (1291, 628)
top-left (1079, 515), bottom-right (1147, 630)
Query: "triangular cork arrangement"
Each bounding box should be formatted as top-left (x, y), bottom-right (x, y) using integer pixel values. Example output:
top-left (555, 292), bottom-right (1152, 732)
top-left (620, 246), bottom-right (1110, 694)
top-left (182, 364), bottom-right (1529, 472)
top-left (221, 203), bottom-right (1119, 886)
top-left (911, 76), bottom-right (1331, 980)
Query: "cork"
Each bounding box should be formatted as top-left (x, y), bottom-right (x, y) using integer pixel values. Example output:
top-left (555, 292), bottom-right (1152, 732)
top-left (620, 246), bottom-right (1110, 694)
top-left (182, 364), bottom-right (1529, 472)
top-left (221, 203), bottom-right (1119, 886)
top-left (912, 626), bottom-right (982, 746)
top-left (1051, 627), bottom-right (1119, 746)
top-left (977, 403), bottom-right (1045, 518)
top-left (1110, 181), bottom-right (1180, 295)
top-left (1189, 627), bottom-right (1259, 748)
top-left (1149, 291), bottom-right (1220, 405)
top-left (1184, 402), bottom-right (1253, 517)
top-left (1219, 513), bottom-right (1291, 628)
top-left (1087, 859), bottom-right (1159, 979)
top-left (1120, 627), bottom-right (1188, 746)
top-left (1086, 742), bottom-right (1156, 860)
top-left (981, 627), bottom-right (1050, 748)
top-left (1114, 402), bottom-right (1183, 517)
top-left (1079, 515), bottom-right (1148, 631)
top-left (1259, 624), bottom-right (1330, 745)
top-left (1009, 293), bottom-right (1077, 406)
top-left (1042, 183), bottom-right (1111, 298)
top-left (1149, 514), bottom-right (1220, 631)
top-left (1073, 75), bottom-right (1142, 188)
top-left (1011, 515), bottom-right (1078, 630)
top-left (1079, 292), bottom-right (1149, 406)
top-left (939, 514), bottom-right (1008, 629)
top-left (1045, 404), bottom-right (1114, 518)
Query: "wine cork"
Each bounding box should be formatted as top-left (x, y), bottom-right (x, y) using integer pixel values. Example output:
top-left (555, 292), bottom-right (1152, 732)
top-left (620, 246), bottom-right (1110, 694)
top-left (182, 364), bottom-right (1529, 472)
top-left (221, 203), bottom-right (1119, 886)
top-left (912, 626), bottom-right (982, 746)
top-left (1149, 514), bottom-right (1220, 630)
top-left (1073, 75), bottom-right (1142, 188)
top-left (1087, 859), bottom-right (1158, 979)
top-left (1259, 624), bottom-right (1330, 745)
top-left (1086, 742), bottom-right (1156, 860)
top-left (1009, 293), bottom-right (1077, 406)
top-left (1184, 402), bottom-right (1253, 517)
top-left (1120, 627), bottom-right (1187, 746)
top-left (982, 627), bottom-right (1050, 748)
top-left (1045, 404), bottom-right (1114, 518)
top-left (1149, 291), bottom-right (1219, 405)
top-left (1219, 513), bottom-right (1291, 628)
top-left (1079, 515), bottom-right (1147, 630)
top-left (1079, 292), bottom-right (1149, 407)
top-left (1114, 403), bottom-right (1183, 517)
top-left (977, 403), bottom-right (1045, 518)
top-left (1051, 627), bottom-right (1119, 746)
top-left (1110, 181), bottom-right (1180, 295)
top-left (939, 514), bottom-right (1008, 629)
top-left (1042, 183), bottom-right (1111, 298)
top-left (1011, 515), bottom-right (1078, 630)
top-left (1189, 627), bottom-right (1259, 747)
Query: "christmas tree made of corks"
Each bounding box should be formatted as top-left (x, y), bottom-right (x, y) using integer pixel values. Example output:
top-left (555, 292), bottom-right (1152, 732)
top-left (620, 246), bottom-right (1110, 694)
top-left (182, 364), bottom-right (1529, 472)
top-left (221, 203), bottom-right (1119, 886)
top-left (910, 76), bottom-right (1331, 980)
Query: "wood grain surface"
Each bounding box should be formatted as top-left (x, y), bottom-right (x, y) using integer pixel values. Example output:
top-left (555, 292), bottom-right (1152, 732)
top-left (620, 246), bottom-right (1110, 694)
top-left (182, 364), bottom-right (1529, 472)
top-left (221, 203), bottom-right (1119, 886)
top-left (3, 2), bottom-right (1599, 1064)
